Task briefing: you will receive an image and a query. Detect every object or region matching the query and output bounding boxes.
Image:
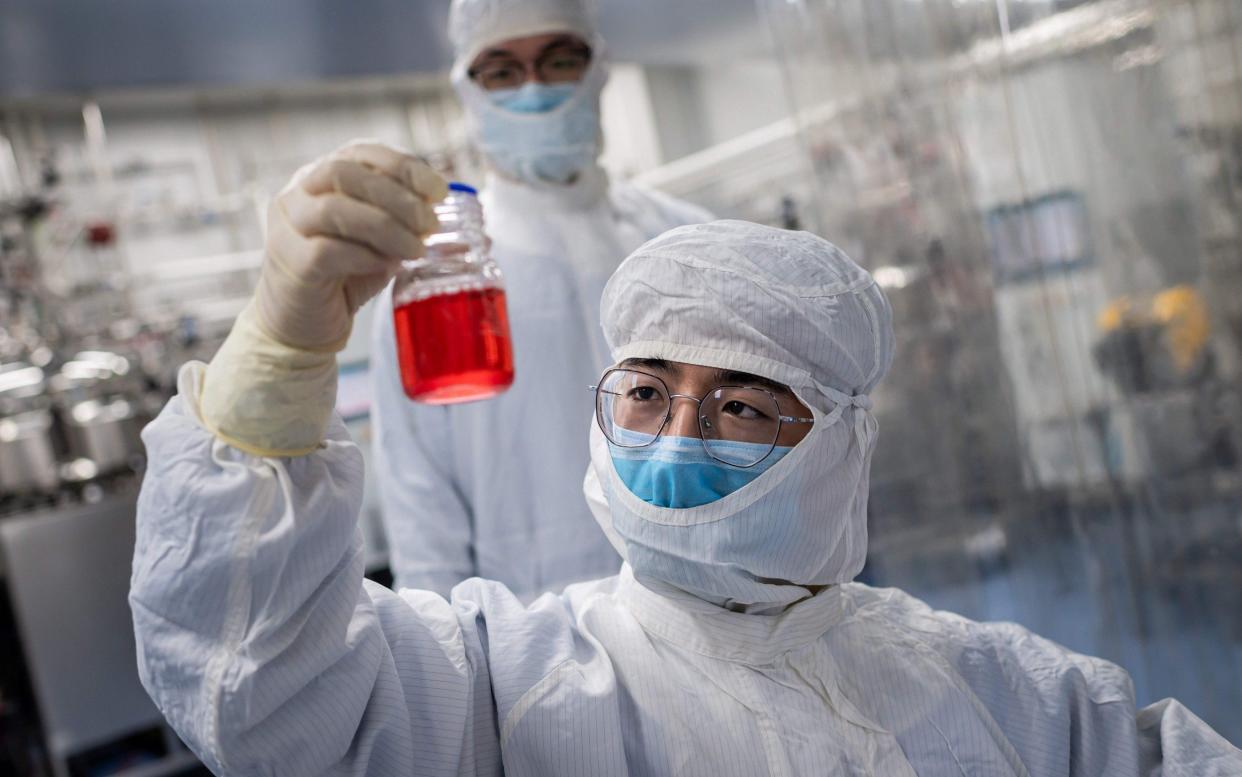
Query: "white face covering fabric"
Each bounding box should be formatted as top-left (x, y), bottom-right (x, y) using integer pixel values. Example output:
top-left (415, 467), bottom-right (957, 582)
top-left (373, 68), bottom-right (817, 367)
top-left (449, 0), bottom-right (597, 67)
top-left (584, 220), bottom-right (895, 613)
top-left (453, 53), bottom-right (607, 186)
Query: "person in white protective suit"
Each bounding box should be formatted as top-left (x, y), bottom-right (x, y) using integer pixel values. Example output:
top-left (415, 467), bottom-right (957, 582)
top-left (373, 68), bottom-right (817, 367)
top-left (369, 0), bottom-right (710, 598)
top-left (130, 143), bottom-right (1241, 776)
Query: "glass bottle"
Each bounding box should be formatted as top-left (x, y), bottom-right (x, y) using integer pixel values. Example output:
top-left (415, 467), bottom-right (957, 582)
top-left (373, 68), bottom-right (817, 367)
top-left (391, 182), bottom-right (515, 404)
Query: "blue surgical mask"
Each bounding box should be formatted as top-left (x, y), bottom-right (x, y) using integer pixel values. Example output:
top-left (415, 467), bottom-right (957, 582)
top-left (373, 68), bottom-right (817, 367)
top-left (488, 82), bottom-right (578, 113)
top-left (609, 434), bottom-right (793, 509)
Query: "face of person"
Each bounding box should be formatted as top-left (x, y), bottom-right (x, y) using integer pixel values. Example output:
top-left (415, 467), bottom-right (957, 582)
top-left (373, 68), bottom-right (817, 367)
top-left (616, 358), bottom-right (815, 448)
top-left (467, 32), bottom-right (592, 92)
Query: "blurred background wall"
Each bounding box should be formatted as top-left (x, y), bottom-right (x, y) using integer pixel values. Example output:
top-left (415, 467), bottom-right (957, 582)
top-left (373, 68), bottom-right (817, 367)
top-left (0, 0), bottom-right (1239, 774)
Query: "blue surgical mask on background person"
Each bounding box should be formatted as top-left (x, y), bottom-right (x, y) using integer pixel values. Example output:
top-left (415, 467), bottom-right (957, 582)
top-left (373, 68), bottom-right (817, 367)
top-left (476, 79), bottom-right (598, 183)
top-left (488, 82), bottom-right (578, 113)
top-left (608, 434), bottom-right (793, 509)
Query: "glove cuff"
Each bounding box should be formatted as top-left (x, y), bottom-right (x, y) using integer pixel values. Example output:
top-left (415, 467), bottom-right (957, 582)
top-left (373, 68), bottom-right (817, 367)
top-left (199, 301), bottom-right (339, 457)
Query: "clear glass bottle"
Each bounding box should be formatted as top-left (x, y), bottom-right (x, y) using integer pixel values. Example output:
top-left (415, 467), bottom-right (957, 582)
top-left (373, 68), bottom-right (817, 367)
top-left (391, 182), bottom-right (515, 404)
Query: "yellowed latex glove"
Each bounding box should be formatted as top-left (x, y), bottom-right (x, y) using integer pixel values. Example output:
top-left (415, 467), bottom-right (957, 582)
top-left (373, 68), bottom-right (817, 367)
top-left (200, 141), bottom-right (448, 457)
top-left (258, 140), bottom-right (448, 350)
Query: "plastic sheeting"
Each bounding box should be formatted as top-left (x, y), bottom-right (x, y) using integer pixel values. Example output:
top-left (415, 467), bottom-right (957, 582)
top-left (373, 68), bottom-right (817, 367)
top-left (757, 0), bottom-right (1242, 744)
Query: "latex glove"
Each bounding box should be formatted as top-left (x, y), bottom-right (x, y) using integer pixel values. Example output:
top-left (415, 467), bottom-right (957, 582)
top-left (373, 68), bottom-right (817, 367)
top-left (199, 141), bottom-right (448, 457)
top-left (258, 140), bottom-right (448, 351)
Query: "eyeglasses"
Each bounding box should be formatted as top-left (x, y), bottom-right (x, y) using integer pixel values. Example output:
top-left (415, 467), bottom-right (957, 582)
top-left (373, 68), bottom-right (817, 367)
top-left (468, 43), bottom-right (593, 91)
top-left (591, 368), bottom-right (815, 468)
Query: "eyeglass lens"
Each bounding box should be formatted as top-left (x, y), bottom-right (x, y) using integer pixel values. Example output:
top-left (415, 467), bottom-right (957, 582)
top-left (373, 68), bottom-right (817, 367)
top-left (595, 369), bottom-right (782, 467)
top-left (472, 44), bottom-right (592, 91)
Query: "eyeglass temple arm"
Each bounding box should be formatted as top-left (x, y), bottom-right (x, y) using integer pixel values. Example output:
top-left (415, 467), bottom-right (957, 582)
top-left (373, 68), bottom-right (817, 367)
top-left (779, 415), bottom-right (815, 424)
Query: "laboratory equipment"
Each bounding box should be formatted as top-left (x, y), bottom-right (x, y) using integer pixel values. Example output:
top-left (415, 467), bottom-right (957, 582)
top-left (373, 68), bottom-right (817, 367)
top-left (0, 364), bottom-right (59, 494)
top-left (1, 493), bottom-right (201, 777)
top-left (50, 351), bottom-right (146, 476)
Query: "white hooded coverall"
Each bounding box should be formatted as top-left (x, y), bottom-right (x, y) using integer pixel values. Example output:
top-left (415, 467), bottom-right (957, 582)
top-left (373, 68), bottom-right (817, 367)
top-left (371, 0), bottom-right (711, 597)
top-left (131, 222), bottom-right (1241, 776)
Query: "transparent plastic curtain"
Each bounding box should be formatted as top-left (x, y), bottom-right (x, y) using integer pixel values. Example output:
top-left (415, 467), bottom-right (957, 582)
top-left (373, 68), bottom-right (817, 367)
top-left (758, 0), bottom-right (1242, 742)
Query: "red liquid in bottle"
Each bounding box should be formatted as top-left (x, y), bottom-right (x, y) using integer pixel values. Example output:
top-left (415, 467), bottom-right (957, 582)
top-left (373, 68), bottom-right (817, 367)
top-left (394, 286), bottom-right (515, 404)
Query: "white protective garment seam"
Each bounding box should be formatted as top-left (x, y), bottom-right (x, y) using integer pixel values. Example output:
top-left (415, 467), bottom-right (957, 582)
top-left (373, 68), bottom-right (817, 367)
top-left (926, 718), bottom-right (971, 776)
top-left (499, 659), bottom-right (580, 747)
top-left (197, 429), bottom-right (275, 771)
top-left (175, 366), bottom-right (260, 770)
top-left (731, 662), bottom-right (796, 777)
top-left (856, 291), bottom-right (885, 388)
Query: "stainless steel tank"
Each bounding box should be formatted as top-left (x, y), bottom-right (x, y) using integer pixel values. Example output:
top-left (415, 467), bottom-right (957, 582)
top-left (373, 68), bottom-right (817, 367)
top-left (50, 352), bottom-right (146, 476)
top-left (0, 363), bottom-right (60, 494)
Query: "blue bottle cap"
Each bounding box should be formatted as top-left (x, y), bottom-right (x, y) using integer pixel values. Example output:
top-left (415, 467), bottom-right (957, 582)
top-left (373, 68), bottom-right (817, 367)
top-left (448, 181), bottom-right (478, 195)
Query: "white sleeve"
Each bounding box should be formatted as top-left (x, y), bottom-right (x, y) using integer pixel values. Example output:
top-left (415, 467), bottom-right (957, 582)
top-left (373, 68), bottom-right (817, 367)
top-left (370, 288), bottom-right (476, 596)
top-left (1137, 698), bottom-right (1242, 776)
top-left (129, 364), bottom-right (502, 776)
top-left (850, 585), bottom-right (1241, 776)
top-left (616, 181), bottom-right (715, 231)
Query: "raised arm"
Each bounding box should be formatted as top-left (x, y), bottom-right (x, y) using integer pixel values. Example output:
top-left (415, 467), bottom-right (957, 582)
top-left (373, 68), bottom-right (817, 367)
top-left (129, 142), bottom-right (503, 775)
top-left (130, 369), bottom-right (502, 775)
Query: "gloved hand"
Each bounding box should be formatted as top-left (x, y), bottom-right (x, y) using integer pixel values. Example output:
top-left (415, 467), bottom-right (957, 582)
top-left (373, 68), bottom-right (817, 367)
top-left (198, 141), bottom-right (448, 457)
top-left (257, 140), bottom-right (449, 350)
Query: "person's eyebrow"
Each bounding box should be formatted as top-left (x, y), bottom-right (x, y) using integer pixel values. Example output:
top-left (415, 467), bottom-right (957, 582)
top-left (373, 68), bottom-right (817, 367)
top-left (713, 369), bottom-right (790, 395)
top-left (537, 36), bottom-right (590, 56)
top-left (474, 49), bottom-right (518, 62)
top-left (619, 357), bottom-right (675, 374)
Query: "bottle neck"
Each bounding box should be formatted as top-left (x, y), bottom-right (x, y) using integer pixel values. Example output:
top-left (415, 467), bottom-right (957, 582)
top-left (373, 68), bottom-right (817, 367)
top-left (425, 192), bottom-right (487, 259)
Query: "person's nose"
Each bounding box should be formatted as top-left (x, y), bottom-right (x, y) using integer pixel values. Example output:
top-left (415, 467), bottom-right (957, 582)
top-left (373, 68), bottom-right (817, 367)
top-left (665, 397), bottom-right (702, 439)
top-left (521, 61), bottom-right (555, 86)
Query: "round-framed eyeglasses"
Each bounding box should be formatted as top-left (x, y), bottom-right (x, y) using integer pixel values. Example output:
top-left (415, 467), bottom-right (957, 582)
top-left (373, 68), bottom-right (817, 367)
top-left (468, 43), bottom-right (593, 91)
top-left (591, 367), bottom-right (815, 468)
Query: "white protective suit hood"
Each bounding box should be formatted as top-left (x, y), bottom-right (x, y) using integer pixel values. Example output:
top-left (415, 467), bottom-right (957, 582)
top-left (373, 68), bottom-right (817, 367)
top-left (449, 0), bottom-right (607, 187)
top-left (585, 220), bottom-right (895, 613)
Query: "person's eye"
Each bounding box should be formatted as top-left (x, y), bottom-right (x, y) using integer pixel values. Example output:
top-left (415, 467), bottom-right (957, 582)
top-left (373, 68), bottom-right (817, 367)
top-left (627, 386), bottom-right (660, 402)
top-left (723, 400), bottom-right (767, 420)
top-left (546, 48), bottom-right (589, 65)
top-left (548, 56), bottom-right (583, 71)
top-left (479, 63), bottom-right (522, 86)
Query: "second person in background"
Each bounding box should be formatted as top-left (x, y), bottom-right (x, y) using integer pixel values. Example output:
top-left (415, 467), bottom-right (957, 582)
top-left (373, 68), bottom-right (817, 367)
top-left (370, 0), bottom-right (711, 598)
